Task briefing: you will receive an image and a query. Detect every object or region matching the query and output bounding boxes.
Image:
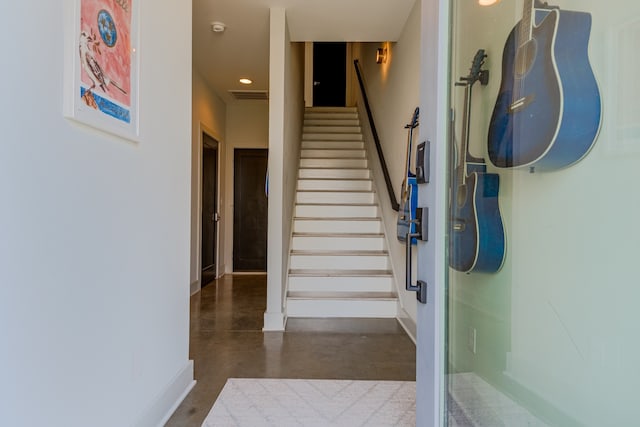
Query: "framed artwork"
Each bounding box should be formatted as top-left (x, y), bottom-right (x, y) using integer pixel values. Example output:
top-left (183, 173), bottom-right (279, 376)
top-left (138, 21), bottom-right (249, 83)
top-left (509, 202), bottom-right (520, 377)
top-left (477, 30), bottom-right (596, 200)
top-left (64, 0), bottom-right (139, 141)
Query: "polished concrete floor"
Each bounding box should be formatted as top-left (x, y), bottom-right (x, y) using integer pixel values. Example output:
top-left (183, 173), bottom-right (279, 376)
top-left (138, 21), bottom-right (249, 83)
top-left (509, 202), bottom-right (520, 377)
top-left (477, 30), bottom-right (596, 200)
top-left (165, 274), bottom-right (416, 426)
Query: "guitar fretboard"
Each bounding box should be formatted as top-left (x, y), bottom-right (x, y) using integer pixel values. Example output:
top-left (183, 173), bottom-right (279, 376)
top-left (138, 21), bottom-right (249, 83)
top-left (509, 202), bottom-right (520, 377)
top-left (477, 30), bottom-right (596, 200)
top-left (518, 0), bottom-right (534, 46)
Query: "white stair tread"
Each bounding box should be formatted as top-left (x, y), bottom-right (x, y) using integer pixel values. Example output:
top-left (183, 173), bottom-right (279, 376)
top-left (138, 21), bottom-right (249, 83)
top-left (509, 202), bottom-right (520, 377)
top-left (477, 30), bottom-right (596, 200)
top-left (289, 269), bottom-right (393, 277)
top-left (294, 217), bottom-right (381, 221)
top-left (304, 121), bottom-right (360, 126)
top-left (288, 291), bottom-right (396, 300)
top-left (290, 250), bottom-right (388, 256)
top-left (295, 203), bottom-right (376, 206)
top-left (301, 148), bottom-right (365, 151)
top-left (300, 156), bottom-right (366, 160)
top-left (292, 232), bottom-right (383, 237)
top-left (299, 167), bottom-right (368, 170)
top-left (298, 178), bottom-right (372, 181)
top-left (297, 190), bottom-right (375, 193)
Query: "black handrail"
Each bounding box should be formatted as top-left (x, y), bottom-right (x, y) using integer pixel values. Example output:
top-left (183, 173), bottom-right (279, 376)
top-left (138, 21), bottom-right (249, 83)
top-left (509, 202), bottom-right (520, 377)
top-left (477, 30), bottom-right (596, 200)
top-left (353, 59), bottom-right (399, 211)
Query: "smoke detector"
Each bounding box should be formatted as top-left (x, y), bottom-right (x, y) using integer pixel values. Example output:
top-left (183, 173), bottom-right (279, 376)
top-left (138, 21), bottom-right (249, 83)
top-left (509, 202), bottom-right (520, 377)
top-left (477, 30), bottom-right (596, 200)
top-left (211, 22), bottom-right (226, 33)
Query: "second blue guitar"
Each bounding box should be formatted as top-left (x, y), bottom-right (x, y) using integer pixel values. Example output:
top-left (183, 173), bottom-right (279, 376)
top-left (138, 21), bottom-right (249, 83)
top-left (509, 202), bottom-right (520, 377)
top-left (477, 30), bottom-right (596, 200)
top-left (450, 50), bottom-right (506, 274)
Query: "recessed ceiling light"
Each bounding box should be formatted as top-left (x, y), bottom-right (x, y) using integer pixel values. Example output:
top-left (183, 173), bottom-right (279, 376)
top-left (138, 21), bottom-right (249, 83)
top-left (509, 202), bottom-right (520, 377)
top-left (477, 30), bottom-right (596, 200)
top-left (239, 78), bottom-right (253, 85)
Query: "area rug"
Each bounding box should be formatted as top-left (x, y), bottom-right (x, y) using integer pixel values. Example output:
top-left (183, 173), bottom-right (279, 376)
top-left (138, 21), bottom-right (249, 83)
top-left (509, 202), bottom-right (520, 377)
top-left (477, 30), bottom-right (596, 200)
top-left (201, 378), bottom-right (415, 426)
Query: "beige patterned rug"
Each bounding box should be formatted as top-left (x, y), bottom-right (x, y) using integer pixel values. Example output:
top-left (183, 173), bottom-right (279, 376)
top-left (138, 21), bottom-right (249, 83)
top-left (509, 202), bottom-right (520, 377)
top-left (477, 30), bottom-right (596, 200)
top-left (201, 379), bottom-right (416, 426)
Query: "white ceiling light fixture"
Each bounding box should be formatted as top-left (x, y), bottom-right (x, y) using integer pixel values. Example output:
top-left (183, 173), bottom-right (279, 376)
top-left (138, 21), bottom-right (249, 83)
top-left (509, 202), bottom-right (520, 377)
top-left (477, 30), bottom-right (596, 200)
top-left (211, 21), bottom-right (226, 33)
top-left (239, 78), bottom-right (253, 85)
top-left (478, 0), bottom-right (500, 5)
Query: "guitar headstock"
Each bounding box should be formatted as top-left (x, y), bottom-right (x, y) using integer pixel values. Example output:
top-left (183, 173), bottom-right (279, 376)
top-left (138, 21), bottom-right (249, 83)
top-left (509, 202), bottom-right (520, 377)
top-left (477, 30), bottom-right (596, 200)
top-left (460, 49), bottom-right (488, 86)
top-left (406, 106), bottom-right (420, 129)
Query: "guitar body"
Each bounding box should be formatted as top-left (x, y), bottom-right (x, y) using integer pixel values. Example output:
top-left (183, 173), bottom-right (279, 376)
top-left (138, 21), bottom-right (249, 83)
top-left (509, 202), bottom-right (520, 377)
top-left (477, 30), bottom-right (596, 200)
top-left (488, 8), bottom-right (601, 170)
top-left (450, 161), bottom-right (506, 273)
top-left (397, 174), bottom-right (418, 243)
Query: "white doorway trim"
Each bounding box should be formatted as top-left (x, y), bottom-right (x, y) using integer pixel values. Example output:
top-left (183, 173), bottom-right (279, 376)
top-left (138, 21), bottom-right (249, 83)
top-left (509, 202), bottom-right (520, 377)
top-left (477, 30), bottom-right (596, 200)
top-left (416, 0), bottom-right (451, 425)
top-left (193, 122), bottom-right (223, 295)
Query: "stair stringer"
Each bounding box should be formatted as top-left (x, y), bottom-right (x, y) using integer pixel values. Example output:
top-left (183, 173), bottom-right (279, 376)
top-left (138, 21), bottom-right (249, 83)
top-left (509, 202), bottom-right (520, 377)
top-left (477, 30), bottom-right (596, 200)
top-left (354, 101), bottom-right (417, 342)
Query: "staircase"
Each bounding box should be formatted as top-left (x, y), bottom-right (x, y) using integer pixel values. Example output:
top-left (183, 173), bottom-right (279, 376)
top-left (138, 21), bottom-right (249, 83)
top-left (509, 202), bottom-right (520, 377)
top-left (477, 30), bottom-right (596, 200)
top-left (286, 106), bottom-right (398, 318)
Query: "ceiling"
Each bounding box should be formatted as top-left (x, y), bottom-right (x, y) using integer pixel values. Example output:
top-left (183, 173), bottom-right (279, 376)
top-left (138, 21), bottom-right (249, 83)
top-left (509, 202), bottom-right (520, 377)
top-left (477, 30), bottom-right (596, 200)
top-left (193, 0), bottom-right (417, 103)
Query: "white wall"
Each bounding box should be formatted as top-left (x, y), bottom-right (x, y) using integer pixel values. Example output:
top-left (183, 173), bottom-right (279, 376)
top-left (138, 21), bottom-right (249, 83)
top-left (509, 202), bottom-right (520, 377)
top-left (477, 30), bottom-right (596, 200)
top-left (355, 0), bottom-right (422, 333)
top-left (0, 1), bottom-right (193, 426)
top-left (191, 70), bottom-right (227, 290)
top-left (265, 8), bottom-right (305, 330)
top-left (223, 101), bottom-right (269, 273)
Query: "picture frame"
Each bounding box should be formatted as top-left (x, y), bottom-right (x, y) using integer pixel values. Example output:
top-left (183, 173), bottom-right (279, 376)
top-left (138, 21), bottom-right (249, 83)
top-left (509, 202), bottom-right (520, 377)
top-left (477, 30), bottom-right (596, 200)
top-left (64, 0), bottom-right (140, 141)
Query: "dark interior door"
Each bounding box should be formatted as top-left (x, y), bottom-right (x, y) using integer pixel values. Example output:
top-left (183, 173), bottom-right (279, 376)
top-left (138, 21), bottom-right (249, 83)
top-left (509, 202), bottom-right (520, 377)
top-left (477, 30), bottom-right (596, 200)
top-left (202, 135), bottom-right (218, 285)
top-left (233, 149), bottom-right (268, 272)
top-left (313, 42), bottom-right (347, 107)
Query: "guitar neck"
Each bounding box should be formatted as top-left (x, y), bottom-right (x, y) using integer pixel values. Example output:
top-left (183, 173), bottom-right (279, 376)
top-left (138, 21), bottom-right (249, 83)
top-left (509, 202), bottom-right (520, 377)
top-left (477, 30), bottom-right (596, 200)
top-left (403, 108), bottom-right (419, 193)
top-left (457, 82), bottom-right (472, 186)
top-left (519, 0), bottom-right (534, 45)
top-left (403, 129), bottom-right (411, 191)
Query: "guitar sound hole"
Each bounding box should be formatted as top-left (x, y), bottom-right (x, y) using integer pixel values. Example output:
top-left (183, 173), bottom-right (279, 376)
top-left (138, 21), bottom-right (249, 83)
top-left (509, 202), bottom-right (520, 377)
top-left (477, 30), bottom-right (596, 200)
top-left (456, 185), bottom-right (467, 207)
top-left (515, 39), bottom-right (537, 77)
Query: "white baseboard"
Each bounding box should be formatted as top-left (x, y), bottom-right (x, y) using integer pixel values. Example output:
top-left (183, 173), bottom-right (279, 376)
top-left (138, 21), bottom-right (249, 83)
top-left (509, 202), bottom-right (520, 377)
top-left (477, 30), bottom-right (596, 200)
top-left (134, 360), bottom-right (196, 427)
top-left (397, 309), bottom-right (417, 345)
top-left (190, 280), bottom-right (200, 296)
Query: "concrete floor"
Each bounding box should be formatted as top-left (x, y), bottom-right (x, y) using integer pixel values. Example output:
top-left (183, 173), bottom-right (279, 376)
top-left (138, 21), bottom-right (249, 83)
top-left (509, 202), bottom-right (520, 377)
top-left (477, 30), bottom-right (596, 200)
top-left (165, 274), bottom-right (416, 426)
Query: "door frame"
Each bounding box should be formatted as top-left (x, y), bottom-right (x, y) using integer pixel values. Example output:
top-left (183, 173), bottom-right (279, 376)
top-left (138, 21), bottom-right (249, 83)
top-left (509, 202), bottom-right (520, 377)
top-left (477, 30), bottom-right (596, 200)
top-left (415, 0), bottom-right (450, 425)
top-left (304, 42), bottom-right (356, 107)
top-left (195, 123), bottom-right (222, 293)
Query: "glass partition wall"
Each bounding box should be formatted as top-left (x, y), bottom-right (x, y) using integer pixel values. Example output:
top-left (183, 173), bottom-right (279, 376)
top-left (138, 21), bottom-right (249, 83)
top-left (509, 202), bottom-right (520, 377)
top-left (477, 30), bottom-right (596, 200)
top-left (445, 1), bottom-right (640, 425)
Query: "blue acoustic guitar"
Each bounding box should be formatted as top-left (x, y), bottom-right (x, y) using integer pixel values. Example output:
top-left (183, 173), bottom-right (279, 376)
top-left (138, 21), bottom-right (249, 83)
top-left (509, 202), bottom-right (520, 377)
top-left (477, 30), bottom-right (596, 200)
top-left (487, 0), bottom-right (601, 171)
top-left (450, 50), bottom-right (506, 273)
top-left (397, 107), bottom-right (419, 244)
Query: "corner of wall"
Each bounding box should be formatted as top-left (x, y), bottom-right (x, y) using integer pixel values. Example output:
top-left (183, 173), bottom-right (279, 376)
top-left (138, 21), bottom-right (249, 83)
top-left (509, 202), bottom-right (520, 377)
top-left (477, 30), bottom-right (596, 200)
top-left (134, 361), bottom-right (195, 427)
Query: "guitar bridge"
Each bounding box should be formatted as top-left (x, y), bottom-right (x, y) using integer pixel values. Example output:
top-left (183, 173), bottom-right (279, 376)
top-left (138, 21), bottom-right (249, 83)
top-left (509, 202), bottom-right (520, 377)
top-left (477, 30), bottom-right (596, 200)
top-left (452, 220), bottom-right (466, 232)
top-left (509, 94), bottom-right (535, 113)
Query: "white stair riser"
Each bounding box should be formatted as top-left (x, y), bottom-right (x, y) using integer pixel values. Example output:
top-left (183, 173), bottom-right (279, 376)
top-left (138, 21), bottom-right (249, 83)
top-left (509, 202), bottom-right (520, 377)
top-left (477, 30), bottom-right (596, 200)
top-left (300, 158), bottom-right (367, 168)
top-left (286, 298), bottom-right (397, 318)
top-left (301, 149), bottom-right (365, 159)
top-left (296, 192), bottom-right (375, 204)
top-left (304, 113), bottom-right (359, 120)
top-left (290, 255), bottom-right (390, 270)
top-left (303, 133), bottom-right (363, 141)
top-left (298, 168), bottom-right (370, 179)
top-left (288, 276), bottom-right (393, 293)
top-left (293, 220), bottom-right (382, 234)
top-left (305, 107), bottom-right (357, 114)
top-left (304, 119), bottom-right (360, 126)
top-left (297, 179), bottom-right (372, 191)
top-left (303, 126), bottom-right (361, 134)
top-left (292, 236), bottom-right (386, 251)
top-left (301, 141), bottom-right (364, 150)
top-left (295, 204), bottom-right (378, 218)
top-left (302, 141), bottom-right (365, 150)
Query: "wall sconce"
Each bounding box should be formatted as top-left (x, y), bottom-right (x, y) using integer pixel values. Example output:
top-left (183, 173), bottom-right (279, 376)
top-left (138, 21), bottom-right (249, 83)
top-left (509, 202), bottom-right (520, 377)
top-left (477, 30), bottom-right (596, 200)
top-left (376, 48), bottom-right (387, 64)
